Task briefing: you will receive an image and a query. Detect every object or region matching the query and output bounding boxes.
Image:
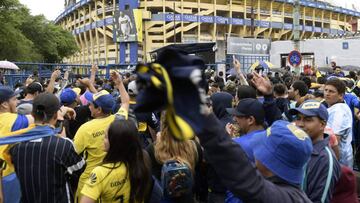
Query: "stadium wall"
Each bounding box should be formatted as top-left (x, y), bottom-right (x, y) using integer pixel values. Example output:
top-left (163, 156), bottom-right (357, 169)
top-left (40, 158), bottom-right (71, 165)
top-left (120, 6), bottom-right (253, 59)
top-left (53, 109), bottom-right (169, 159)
top-left (56, 0), bottom-right (360, 64)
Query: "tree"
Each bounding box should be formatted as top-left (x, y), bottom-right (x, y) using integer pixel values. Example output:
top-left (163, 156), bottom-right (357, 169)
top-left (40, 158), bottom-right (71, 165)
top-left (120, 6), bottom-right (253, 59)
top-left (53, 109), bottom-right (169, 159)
top-left (0, 0), bottom-right (78, 63)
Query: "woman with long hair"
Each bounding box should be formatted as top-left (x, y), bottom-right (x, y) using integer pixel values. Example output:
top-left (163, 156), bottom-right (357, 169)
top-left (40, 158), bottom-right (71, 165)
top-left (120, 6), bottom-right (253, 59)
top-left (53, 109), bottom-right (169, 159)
top-left (80, 120), bottom-right (151, 203)
top-left (146, 111), bottom-right (204, 202)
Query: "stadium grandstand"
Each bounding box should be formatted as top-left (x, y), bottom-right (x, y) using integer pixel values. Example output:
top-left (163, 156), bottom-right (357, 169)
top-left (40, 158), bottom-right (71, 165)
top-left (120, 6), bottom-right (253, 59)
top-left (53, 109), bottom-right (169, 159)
top-left (56, 0), bottom-right (360, 65)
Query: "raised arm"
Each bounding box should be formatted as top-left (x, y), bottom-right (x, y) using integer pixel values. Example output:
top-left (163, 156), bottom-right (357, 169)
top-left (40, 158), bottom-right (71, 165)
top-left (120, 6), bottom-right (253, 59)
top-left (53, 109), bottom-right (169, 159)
top-left (111, 71), bottom-right (130, 112)
top-left (251, 72), bottom-right (283, 125)
top-left (233, 58), bottom-right (249, 86)
top-left (46, 70), bottom-right (61, 94)
top-left (78, 78), bottom-right (97, 94)
top-left (89, 64), bottom-right (98, 85)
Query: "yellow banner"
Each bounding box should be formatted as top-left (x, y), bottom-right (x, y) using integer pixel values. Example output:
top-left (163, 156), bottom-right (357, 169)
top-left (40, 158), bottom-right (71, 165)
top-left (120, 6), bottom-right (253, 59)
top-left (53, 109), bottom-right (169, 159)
top-left (133, 9), bottom-right (143, 42)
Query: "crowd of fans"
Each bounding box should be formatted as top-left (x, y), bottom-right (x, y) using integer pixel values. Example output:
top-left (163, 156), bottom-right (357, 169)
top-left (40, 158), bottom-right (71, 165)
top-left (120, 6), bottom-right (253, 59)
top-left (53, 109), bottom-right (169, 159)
top-left (0, 48), bottom-right (360, 203)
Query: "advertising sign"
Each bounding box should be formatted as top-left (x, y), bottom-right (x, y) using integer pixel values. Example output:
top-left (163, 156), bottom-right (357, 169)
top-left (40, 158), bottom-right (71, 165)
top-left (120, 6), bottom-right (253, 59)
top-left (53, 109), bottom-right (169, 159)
top-left (227, 37), bottom-right (270, 55)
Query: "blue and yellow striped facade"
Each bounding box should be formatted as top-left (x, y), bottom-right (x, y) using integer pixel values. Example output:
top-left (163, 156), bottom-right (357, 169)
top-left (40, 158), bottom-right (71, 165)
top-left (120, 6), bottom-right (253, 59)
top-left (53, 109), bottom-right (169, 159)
top-left (56, 0), bottom-right (360, 64)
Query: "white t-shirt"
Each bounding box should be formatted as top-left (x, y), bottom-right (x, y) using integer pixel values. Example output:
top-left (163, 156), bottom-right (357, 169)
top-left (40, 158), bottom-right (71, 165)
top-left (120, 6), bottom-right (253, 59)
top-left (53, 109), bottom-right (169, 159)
top-left (327, 102), bottom-right (353, 168)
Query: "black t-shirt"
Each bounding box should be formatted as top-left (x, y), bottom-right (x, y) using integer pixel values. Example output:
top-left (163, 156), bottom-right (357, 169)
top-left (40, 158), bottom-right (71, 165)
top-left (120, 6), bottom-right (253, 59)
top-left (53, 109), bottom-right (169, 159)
top-left (129, 103), bottom-right (160, 147)
top-left (64, 105), bottom-right (91, 140)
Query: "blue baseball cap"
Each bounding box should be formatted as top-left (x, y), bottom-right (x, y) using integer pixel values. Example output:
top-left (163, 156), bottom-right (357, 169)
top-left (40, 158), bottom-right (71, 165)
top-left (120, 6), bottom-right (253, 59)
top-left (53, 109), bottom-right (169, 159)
top-left (85, 90), bottom-right (115, 114)
top-left (226, 98), bottom-right (265, 123)
top-left (252, 120), bottom-right (313, 185)
top-left (0, 86), bottom-right (22, 103)
top-left (60, 88), bottom-right (81, 105)
top-left (289, 100), bottom-right (329, 121)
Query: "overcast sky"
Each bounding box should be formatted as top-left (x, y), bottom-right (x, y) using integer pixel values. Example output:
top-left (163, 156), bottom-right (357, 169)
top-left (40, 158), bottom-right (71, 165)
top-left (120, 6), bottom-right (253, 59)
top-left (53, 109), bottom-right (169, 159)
top-left (19, 0), bottom-right (64, 21)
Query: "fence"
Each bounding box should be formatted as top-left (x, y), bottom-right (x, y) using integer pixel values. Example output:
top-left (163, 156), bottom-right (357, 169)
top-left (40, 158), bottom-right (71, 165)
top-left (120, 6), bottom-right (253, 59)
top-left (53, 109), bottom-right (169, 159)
top-left (2, 62), bottom-right (136, 87)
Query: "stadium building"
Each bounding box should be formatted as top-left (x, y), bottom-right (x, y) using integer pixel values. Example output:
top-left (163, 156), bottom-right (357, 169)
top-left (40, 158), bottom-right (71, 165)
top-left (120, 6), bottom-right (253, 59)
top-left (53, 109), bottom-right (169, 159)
top-left (56, 0), bottom-right (360, 65)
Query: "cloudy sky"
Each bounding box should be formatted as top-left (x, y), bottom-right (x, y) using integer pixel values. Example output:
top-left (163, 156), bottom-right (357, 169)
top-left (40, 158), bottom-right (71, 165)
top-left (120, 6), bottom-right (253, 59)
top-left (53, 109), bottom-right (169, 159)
top-left (19, 0), bottom-right (64, 20)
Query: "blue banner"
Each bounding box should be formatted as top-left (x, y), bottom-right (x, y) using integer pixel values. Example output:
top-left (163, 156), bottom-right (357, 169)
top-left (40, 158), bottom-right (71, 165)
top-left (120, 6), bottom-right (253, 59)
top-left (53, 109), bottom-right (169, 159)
top-left (284, 23), bottom-right (293, 30)
top-left (305, 26), bottom-right (313, 32)
top-left (200, 16), bottom-right (214, 23)
top-left (183, 14), bottom-right (198, 22)
top-left (215, 16), bottom-right (229, 24)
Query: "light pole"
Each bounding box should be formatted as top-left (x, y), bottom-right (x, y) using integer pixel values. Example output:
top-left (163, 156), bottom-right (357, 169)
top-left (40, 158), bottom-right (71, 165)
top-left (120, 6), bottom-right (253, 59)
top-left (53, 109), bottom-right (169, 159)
top-left (293, 0), bottom-right (300, 75)
top-left (293, 0), bottom-right (300, 50)
top-left (251, 0), bottom-right (255, 37)
top-left (173, 1), bottom-right (176, 43)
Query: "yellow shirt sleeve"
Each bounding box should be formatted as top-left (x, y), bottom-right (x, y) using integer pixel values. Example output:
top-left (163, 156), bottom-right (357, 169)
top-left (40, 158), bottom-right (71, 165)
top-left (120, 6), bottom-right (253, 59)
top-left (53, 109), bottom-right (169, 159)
top-left (81, 167), bottom-right (103, 201)
top-left (115, 107), bottom-right (128, 120)
top-left (73, 125), bottom-right (87, 154)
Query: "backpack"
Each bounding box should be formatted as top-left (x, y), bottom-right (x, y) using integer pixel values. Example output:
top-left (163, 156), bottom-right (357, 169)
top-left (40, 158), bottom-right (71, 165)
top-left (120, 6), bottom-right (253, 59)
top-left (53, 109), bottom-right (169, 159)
top-left (160, 159), bottom-right (194, 198)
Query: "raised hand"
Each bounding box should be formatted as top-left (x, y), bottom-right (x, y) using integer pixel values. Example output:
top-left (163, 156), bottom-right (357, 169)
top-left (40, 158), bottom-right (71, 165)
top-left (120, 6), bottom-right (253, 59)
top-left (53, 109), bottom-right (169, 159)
top-left (64, 70), bottom-right (70, 81)
top-left (110, 71), bottom-right (123, 86)
top-left (51, 70), bottom-right (61, 80)
top-left (251, 71), bottom-right (273, 96)
top-left (233, 57), bottom-right (241, 73)
top-left (78, 78), bottom-right (91, 87)
top-left (91, 64), bottom-right (98, 73)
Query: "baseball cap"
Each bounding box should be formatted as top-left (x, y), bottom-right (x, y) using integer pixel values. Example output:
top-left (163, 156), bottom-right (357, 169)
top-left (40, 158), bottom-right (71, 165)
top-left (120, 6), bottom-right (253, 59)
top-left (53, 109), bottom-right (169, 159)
top-left (289, 100), bottom-right (328, 121)
top-left (33, 92), bottom-right (61, 116)
top-left (252, 120), bottom-right (313, 185)
top-left (128, 81), bottom-right (138, 96)
top-left (60, 88), bottom-right (80, 105)
top-left (85, 90), bottom-right (115, 114)
top-left (27, 82), bottom-right (43, 94)
top-left (0, 86), bottom-right (22, 103)
top-left (226, 98), bottom-right (265, 123)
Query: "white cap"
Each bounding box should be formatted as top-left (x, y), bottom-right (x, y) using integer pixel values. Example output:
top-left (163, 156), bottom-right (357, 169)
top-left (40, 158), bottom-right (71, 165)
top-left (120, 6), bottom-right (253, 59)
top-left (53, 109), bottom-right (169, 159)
top-left (128, 81), bottom-right (138, 96)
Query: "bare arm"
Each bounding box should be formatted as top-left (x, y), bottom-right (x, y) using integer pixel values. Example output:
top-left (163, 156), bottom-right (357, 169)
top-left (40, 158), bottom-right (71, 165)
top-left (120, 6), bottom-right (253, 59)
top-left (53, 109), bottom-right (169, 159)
top-left (80, 196), bottom-right (95, 203)
top-left (332, 144), bottom-right (340, 160)
top-left (46, 70), bottom-right (61, 93)
top-left (78, 78), bottom-right (97, 94)
top-left (89, 64), bottom-right (98, 85)
top-left (233, 58), bottom-right (248, 86)
top-left (111, 71), bottom-right (130, 112)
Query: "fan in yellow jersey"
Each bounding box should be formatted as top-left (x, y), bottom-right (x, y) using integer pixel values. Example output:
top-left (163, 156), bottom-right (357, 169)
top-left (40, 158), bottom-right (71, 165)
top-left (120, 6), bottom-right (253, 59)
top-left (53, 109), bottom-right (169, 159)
top-left (0, 86), bottom-right (34, 203)
top-left (74, 72), bottom-right (130, 201)
top-left (80, 119), bottom-right (151, 203)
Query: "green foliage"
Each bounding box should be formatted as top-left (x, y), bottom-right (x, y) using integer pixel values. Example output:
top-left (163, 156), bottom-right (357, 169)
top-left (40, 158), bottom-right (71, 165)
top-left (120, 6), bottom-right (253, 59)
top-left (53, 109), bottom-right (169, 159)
top-left (0, 0), bottom-right (78, 63)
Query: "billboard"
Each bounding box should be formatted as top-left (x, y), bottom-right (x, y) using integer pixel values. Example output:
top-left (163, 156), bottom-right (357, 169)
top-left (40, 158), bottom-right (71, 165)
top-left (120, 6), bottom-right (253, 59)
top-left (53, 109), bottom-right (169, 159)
top-left (113, 9), bottom-right (142, 42)
top-left (227, 37), bottom-right (271, 55)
